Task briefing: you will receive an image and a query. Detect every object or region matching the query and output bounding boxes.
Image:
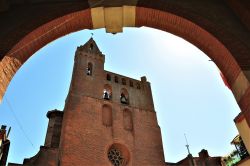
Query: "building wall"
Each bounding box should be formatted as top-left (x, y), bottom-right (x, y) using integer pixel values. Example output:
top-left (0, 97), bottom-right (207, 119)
top-left (8, 147), bottom-right (59, 166)
top-left (104, 71), bottom-right (154, 111)
top-left (8, 110), bottom-right (63, 166)
top-left (165, 150), bottom-right (223, 166)
top-left (235, 113), bottom-right (250, 154)
top-left (68, 41), bottom-right (154, 111)
top-left (58, 39), bottom-right (165, 165)
top-left (44, 110), bottom-right (64, 148)
top-left (8, 38), bottom-right (165, 165)
top-left (60, 96), bottom-right (165, 165)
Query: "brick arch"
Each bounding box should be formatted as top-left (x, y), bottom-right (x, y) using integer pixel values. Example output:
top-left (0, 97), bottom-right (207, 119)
top-left (0, 6), bottom-right (249, 126)
top-left (0, 9), bottom-right (92, 102)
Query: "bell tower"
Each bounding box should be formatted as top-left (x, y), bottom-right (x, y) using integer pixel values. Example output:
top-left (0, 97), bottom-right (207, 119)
top-left (67, 37), bottom-right (105, 99)
top-left (59, 38), bottom-right (165, 166)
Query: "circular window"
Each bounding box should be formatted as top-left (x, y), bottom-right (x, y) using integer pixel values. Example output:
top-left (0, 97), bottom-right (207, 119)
top-left (108, 148), bottom-right (124, 166)
top-left (107, 144), bottom-right (129, 166)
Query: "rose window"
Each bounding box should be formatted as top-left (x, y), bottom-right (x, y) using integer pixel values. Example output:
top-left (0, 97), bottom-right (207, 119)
top-left (108, 148), bottom-right (124, 166)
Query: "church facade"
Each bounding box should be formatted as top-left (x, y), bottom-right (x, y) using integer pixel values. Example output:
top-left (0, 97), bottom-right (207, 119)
top-left (9, 38), bottom-right (166, 166)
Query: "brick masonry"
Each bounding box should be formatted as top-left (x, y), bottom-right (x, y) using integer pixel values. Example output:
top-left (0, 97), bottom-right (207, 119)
top-left (59, 38), bottom-right (165, 165)
top-left (9, 38), bottom-right (166, 165)
top-left (0, 0), bottom-right (249, 159)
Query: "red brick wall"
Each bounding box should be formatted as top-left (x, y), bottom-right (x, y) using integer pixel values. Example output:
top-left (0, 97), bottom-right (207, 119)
top-left (58, 42), bottom-right (165, 165)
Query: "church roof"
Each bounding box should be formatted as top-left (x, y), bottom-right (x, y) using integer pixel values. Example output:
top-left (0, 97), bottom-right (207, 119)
top-left (78, 37), bottom-right (102, 54)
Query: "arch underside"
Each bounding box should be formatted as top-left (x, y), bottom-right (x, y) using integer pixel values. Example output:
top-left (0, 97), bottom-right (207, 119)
top-left (0, 0), bottom-right (249, 146)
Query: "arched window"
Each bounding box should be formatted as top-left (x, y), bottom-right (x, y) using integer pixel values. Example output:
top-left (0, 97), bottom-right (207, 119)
top-left (136, 83), bottom-right (141, 89)
top-left (102, 105), bottom-right (112, 127)
top-left (115, 76), bottom-right (119, 83)
top-left (103, 84), bottom-right (112, 100)
top-left (123, 109), bottom-right (133, 131)
top-left (122, 78), bottom-right (126, 85)
top-left (120, 88), bottom-right (129, 104)
top-left (129, 80), bottom-right (133, 87)
top-left (107, 74), bottom-right (111, 81)
top-left (86, 62), bottom-right (93, 76)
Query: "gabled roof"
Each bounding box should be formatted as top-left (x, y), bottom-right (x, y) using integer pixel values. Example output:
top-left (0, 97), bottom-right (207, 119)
top-left (78, 37), bottom-right (102, 54)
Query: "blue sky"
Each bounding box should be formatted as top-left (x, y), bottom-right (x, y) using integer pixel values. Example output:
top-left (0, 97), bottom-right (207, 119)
top-left (0, 27), bottom-right (240, 164)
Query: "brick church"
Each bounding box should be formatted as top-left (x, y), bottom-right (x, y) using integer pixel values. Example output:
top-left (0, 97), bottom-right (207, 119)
top-left (9, 38), bottom-right (166, 166)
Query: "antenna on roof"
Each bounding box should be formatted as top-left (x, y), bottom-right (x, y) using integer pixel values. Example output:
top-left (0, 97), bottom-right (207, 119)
top-left (184, 133), bottom-right (191, 155)
top-left (91, 33), bottom-right (94, 38)
top-left (184, 133), bottom-right (195, 166)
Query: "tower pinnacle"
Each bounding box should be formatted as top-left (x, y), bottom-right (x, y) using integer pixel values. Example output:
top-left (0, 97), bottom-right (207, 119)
top-left (77, 37), bottom-right (102, 55)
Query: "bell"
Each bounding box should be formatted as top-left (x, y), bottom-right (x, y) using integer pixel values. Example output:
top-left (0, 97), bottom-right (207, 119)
top-left (104, 92), bottom-right (109, 100)
top-left (121, 96), bottom-right (127, 103)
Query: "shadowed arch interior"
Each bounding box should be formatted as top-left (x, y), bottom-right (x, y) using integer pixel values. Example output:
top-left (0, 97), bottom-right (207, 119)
top-left (102, 104), bottom-right (112, 127)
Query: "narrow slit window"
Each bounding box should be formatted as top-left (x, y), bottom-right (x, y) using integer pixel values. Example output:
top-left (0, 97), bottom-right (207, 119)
top-left (115, 76), bottom-right (119, 83)
top-left (90, 43), bottom-right (94, 50)
top-left (107, 74), bottom-right (111, 81)
top-left (129, 81), bottom-right (133, 87)
top-left (86, 62), bottom-right (93, 76)
top-left (136, 83), bottom-right (141, 89)
top-left (122, 78), bottom-right (126, 85)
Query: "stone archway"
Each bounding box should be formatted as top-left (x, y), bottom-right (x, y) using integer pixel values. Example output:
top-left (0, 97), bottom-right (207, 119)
top-left (0, 1), bottom-right (250, 152)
